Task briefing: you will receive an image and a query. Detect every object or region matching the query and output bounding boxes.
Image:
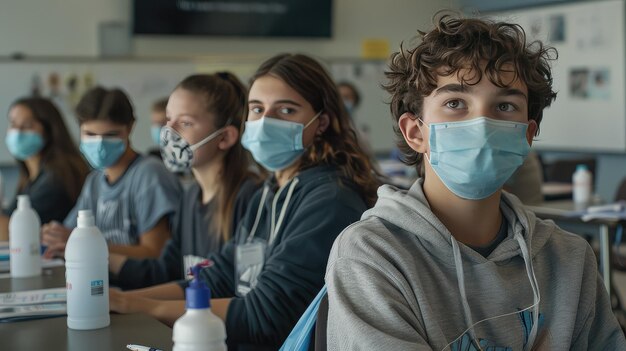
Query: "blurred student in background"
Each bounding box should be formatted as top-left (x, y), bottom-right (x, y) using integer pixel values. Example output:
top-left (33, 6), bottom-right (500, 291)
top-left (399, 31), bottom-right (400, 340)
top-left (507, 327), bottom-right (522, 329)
top-left (42, 87), bottom-right (181, 259)
top-left (0, 97), bottom-right (89, 241)
top-left (111, 72), bottom-right (263, 290)
top-left (148, 97), bottom-right (168, 159)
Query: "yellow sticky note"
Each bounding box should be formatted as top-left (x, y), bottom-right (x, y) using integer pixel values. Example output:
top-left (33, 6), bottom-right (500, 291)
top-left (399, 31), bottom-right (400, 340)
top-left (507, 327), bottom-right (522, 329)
top-left (361, 39), bottom-right (390, 59)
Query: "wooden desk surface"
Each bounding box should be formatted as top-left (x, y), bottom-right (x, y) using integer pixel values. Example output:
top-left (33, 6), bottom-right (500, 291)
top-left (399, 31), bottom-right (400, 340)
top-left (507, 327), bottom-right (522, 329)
top-left (0, 266), bottom-right (174, 351)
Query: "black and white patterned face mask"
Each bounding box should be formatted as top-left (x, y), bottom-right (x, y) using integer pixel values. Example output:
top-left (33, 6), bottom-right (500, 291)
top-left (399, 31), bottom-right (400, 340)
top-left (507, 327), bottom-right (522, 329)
top-left (159, 125), bottom-right (225, 172)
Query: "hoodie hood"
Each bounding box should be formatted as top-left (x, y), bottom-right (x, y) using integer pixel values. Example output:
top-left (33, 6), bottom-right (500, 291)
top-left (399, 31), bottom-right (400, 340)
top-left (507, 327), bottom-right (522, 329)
top-left (362, 179), bottom-right (553, 265)
top-left (362, 179), bottom-right (549, 350)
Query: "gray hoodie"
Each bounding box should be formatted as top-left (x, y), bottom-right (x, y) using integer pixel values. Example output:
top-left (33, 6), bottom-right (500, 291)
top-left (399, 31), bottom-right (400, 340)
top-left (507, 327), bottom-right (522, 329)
top-left (326, 180), bottom-right (626, 350)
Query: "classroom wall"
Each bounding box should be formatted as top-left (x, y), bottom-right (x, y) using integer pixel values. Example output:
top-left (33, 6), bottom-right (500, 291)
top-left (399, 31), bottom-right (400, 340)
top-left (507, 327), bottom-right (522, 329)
top-left (0, 0), bottom-right (624, 204)
top-left (0, 0), bottom-right (458, 58)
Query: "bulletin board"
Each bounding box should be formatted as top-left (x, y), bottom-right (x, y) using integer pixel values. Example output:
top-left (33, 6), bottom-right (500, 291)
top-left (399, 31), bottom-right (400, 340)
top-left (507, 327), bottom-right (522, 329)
top-left (329, 59), bottom-right (396, 153)
top-left (493, 0), bottom-right (626, 152)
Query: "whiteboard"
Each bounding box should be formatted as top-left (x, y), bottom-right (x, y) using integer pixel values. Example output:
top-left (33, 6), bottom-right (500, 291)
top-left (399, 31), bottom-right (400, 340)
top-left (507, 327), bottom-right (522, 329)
top-left (493, 0), bottom-right (626, 152)
top-left (0, 60), bottom-right (197, 164)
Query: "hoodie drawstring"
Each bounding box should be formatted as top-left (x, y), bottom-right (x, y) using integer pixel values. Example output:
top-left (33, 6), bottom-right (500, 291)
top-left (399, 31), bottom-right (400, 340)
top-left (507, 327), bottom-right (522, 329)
top-left (270, 178), bottom-right (299, 244)
top-left (444, 233), bottom-right (541, 351)
top-left (450, 238), bottom-right (479, 344)
top-left (246, 178), bottom-right (300, 245)
top-left (514, 231), bottom-right (541, 350)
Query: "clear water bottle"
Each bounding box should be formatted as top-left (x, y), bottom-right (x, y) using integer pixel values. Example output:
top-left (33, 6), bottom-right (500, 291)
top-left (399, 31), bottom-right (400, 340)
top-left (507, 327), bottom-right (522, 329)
top-left (173, 265), bottom-right (227, 351)
top-left (65, 210), bottom-right (109, 330)
top-left (9, 195), bottom-right (41, 278)
top-left (573, 164), bottom-right (593, 205)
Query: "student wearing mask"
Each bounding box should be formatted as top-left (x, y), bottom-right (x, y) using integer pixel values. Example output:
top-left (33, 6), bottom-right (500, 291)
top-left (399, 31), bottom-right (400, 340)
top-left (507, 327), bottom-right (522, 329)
top-left (0, 97), bottom-right (89, 241)
top-left (42, 87), bottom-right (181, 259)
top-left (109, 53), bottom-right (380, 350)
top-left (111, 72), bottom-right (262, 290)
top-left (325, 14), bottom-right (626, 349)
top-left (147, 97), bottom-right (168, 159)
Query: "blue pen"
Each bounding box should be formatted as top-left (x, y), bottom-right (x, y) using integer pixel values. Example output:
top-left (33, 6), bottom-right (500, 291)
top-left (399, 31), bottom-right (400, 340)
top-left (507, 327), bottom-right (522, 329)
top-left (126, 344), bottom-right (163, 351)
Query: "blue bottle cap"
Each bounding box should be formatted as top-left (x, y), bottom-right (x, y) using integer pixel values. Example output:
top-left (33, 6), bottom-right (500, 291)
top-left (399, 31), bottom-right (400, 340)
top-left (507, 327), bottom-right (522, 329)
top-left (185, 264), bottom-right (211, 309)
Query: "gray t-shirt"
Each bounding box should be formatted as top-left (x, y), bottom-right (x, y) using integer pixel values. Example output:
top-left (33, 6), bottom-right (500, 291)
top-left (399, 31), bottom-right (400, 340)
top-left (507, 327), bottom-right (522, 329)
top-left (64, 155), bottom-right (182, 245)
top-left (3, 169), bottom-right (74, 225)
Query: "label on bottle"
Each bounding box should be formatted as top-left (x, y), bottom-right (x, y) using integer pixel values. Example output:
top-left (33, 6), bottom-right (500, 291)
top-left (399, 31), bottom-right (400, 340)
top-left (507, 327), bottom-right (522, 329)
top-left (90, 280), bottom-right (104, 296)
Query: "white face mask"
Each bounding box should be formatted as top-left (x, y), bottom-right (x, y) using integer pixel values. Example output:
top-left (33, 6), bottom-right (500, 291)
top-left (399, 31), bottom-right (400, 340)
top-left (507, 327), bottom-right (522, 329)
top-left (159, 125), bottom-right (225, 172)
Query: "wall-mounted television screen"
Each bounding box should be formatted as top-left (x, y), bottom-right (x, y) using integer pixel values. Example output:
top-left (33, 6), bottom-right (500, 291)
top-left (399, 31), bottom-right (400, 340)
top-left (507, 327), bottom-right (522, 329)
top-left (133, 0), bottom-right (333, 38)
top-left (459, 0), bottom-right (571, 12)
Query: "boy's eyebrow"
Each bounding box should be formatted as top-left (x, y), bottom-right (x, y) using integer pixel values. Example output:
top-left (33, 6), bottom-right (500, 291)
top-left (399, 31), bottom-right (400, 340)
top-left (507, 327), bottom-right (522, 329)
top-left (434, 84), bottom-right (528, 101)
top-left (433, 84), bottom-right (471, 96)
top-left (498, 88), bottom-right (528, 101)
top-left (248, 99), bottom-right (303, 107)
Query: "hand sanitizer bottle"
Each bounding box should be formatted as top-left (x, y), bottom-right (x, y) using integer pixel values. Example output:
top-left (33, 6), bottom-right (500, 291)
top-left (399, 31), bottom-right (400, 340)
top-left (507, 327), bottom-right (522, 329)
top-left (173, 265), bottom-right (227, 351)
top-left (573, 164), bottom-right (593, 205)
top-left (9, 195), bottom-right (41, 278)
top-left (65, 210), bottom-right (109, 330)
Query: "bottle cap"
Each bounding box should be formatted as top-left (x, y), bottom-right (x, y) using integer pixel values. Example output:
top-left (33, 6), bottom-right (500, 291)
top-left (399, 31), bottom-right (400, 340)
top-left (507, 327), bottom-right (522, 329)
top-left (17, 195), bottom-right (31, 210)
top-left (576, 164), bottom-right (589, 172)
top-left (77, 210), bottom-right (95, 227)
top-left (185, 264), bottom-right (211, 309)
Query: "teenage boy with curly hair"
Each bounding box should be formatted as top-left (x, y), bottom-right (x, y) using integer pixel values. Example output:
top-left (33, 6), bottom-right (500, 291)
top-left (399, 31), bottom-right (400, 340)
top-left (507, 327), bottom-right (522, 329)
top-left (326, 14), bottom-right (626, 350)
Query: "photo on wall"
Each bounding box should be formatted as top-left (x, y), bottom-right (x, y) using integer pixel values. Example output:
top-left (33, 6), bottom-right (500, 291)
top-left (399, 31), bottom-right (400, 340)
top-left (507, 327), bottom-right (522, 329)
top-left (569, 67), bottom-right (610, 100)
top-left (569, 68), bottom-right (589, 98)
top-left (548, 14), bottom-right (565, 43)
top-left (587, 68), bottom-right (610, 99)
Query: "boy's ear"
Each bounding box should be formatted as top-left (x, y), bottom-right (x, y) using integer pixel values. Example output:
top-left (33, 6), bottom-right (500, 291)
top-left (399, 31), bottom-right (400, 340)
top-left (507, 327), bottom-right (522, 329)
top-left (217, 125), bottom-right (239, 150)
top-left (526, 119), bottom-right (538, 146)
top-left (398, 112), bottom-right (427, 153)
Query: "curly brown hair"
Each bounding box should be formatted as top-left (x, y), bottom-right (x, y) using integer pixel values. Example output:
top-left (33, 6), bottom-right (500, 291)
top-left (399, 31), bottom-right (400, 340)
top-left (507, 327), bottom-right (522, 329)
top-left (384, 12), bottom-right (558, 173)
top-left (251, 54), bottom-right (380, 206)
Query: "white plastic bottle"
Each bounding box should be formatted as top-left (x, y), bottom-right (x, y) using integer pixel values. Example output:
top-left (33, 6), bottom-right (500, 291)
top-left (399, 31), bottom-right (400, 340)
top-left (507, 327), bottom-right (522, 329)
top-left (573, 164), bottom-right (593, 205)
top-left (173, 265), bottom-right (227, 351)
top-left (65, 210), bottom-right (109, 330)
top-left (9, 195), bottom-right (41, 278)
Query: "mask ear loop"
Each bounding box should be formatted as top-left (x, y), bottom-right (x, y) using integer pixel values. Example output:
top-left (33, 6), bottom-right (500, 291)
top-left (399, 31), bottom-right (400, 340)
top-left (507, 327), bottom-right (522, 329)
top-left (417, 118), bottom-right (431, 164)
top-left (188, 117), bottom-right (234, 152)
top-left (303, 110), bottom-right (323, 130)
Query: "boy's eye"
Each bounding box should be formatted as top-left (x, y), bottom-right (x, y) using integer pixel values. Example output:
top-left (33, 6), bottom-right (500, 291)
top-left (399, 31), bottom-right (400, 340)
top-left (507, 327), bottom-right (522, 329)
top-left (497, 103), bottom-right (516, 112)
top-left (250, 107), bottom-right (263, 114)
top-left (445, 100), bottom-right (466, 109)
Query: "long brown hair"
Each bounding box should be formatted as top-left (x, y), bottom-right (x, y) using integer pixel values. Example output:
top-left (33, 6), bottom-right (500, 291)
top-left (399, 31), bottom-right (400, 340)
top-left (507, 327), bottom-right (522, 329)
top-left (250, 54), bottom-right (380, 206)
top-left (177, 73), bottom-right (262, 242)
top-left (11, 97), bottom-right (89, 202)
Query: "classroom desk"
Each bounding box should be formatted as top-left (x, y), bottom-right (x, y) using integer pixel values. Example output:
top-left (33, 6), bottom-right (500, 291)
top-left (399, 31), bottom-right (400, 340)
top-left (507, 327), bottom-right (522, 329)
top-left (0, 266), bottom-right (174, 351)
top-left (526, 200), bottom-right (620, 293)
top-left (541, 182), bottom-right (573, 201)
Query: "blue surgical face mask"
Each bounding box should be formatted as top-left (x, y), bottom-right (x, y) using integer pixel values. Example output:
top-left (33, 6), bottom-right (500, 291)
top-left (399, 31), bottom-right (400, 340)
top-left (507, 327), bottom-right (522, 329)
top-left (80, 136), bottom-right (126, 170)
top-left (241, 111), bottom-right (321, 171)
top-left (5, 129), bottom-right (45, 161)
top-left (150, 125), bottom-right (162, 146)
top-left (422, 116), bottom-right (531, 200)
top-left (343, 101), bottom-right (354, 116)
